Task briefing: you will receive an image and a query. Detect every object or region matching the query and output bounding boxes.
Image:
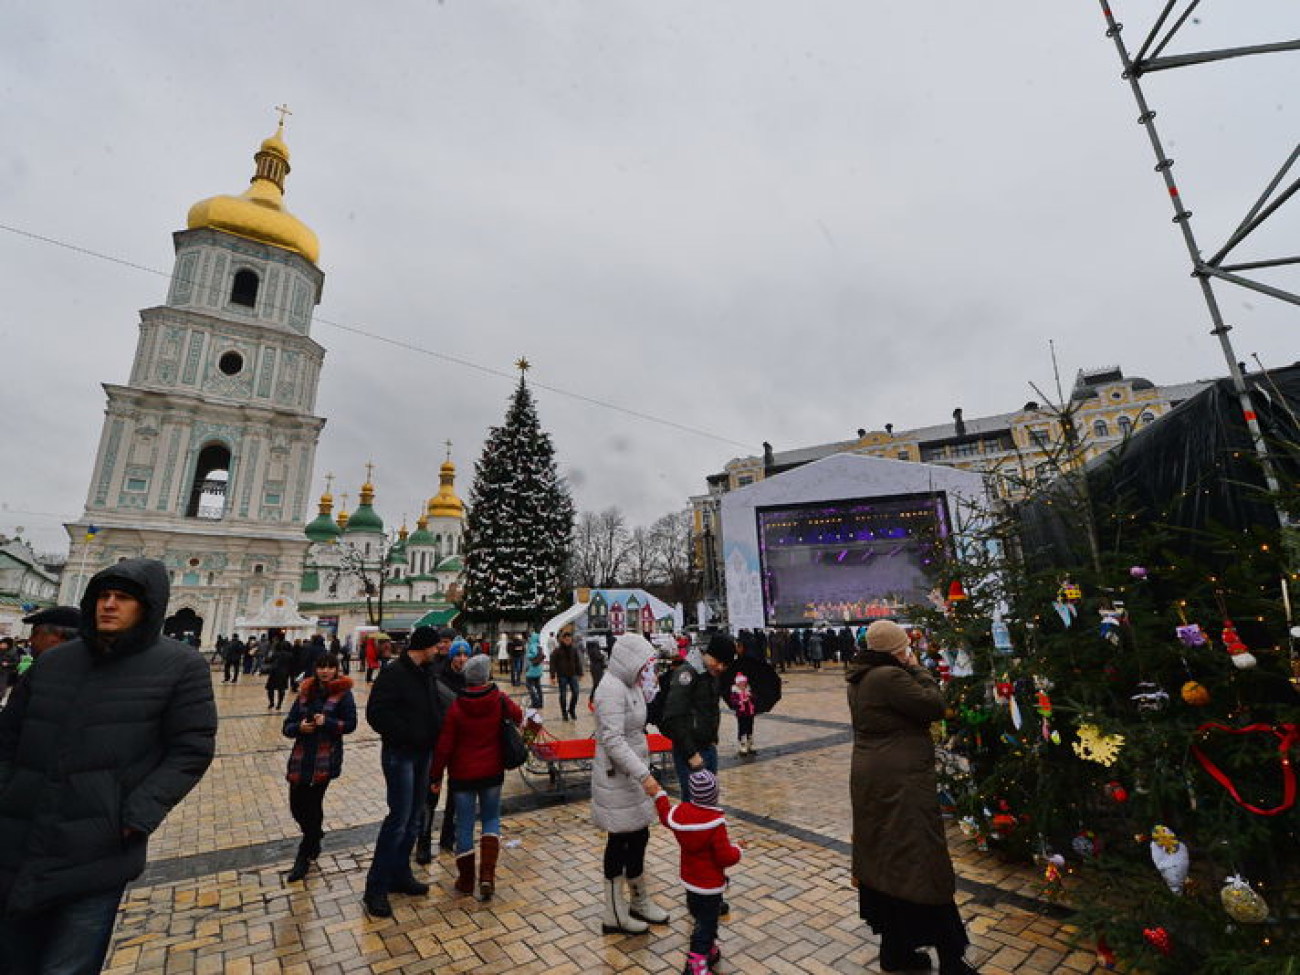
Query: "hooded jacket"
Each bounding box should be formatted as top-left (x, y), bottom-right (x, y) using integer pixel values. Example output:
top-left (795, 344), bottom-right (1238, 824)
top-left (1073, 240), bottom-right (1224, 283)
top-left (430, 683), bottom-right (523, 790)
top-left (653, 793), bottom-right (742, 894)
top-left (0, 557), bottom-right (218, 916)
top-left (590, 634), bottom-right (658, 834)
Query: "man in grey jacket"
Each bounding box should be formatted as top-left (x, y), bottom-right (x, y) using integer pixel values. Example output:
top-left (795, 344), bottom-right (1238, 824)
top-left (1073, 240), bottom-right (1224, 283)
top-left (0, 558), bottom-right (218, 973)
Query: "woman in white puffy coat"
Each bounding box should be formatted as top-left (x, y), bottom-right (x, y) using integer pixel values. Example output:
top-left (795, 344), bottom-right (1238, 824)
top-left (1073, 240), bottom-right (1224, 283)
top-left (591, 633), bottom-right (672, 934)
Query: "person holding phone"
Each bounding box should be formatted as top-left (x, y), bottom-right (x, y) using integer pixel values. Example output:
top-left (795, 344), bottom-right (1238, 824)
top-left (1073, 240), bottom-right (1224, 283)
top-left (847, 620), bottom-right (978, 975)
top-left (282, 652), bottom-right (357, 882)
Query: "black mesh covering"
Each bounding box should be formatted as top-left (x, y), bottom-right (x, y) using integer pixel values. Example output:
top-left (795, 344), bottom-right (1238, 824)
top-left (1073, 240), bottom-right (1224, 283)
top-left (1016, 365), bottom-right (1300, 571)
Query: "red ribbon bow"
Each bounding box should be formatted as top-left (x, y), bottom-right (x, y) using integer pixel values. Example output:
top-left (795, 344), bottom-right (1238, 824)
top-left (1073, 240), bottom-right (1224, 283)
top-left (1190, 722), bottom-right (1298, 816)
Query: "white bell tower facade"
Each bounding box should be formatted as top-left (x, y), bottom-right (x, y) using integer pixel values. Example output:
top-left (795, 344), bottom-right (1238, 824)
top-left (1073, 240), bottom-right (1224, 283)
top-left (61, 119), bottom-right (327, 647)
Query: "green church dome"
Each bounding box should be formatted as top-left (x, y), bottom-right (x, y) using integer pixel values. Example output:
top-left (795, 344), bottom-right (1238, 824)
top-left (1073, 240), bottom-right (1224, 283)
top-left (345, 503), bottom-right (384, 533)
top-left (305, 490), bottom-right (343, 542)
top-left (345, 476), bottom-right (385, 534)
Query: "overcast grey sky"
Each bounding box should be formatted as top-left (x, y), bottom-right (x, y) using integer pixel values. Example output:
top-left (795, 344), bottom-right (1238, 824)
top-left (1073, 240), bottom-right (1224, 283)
top-left (2, 2), bottom-right (1296, 555)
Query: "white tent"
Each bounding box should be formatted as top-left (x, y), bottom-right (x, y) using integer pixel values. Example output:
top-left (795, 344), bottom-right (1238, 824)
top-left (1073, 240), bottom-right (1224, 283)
top-left (234, 595), bottom-right (318, 633)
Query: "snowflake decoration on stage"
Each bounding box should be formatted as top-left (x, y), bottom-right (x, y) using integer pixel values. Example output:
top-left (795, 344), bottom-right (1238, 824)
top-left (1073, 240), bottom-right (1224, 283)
top-left (1072, 723), bottom-right (1125, 766)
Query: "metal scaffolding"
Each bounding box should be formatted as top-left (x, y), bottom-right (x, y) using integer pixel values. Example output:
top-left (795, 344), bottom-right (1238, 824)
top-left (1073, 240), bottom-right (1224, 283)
top-left (1097, 1), bottom-right (1300, 498)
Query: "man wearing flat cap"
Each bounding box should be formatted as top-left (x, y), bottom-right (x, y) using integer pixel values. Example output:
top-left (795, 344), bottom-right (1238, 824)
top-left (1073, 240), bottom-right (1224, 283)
top-left (0, 557), bottom-right (218, 972)
top-left (21, 605), bottom-right (83, 670)
top-left (5, 606), bottom-right (83, 690)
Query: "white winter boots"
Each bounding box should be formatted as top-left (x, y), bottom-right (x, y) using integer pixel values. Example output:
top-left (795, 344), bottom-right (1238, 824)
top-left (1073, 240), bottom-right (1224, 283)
top-left (627, 874), bottom-right (670, 924)
top-left (602, 874), bottom-right (670, 933)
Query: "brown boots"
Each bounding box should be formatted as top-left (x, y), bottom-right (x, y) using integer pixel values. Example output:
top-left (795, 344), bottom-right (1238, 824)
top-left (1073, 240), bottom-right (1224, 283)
top-left (453, 850), bottom-right (476, 895)
top-left (479, 834), bottom-right (500, 900)
top-left (451, 835), bottom-right (503, 899)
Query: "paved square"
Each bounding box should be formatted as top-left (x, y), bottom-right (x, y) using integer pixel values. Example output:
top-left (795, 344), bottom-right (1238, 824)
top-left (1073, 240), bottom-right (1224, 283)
top-left (103, 666), bottom-right (1105, 973)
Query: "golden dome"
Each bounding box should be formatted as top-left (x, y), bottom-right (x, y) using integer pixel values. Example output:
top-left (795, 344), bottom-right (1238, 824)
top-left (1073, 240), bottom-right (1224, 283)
top-left (186, 121), bottom-right (320, 264)
top-left (426, 459), bottom-right (464, 520)
top-left (260, 129), bottom-right (290, 158)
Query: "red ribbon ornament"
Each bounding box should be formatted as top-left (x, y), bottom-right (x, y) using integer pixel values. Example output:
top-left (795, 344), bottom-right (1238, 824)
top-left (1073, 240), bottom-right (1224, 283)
top-left (1190, 722), bottom-right (1298, 816)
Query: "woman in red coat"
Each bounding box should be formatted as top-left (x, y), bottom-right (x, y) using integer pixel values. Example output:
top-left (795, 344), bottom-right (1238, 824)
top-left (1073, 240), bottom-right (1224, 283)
top-left (431, 654), bottom-right (523, 899)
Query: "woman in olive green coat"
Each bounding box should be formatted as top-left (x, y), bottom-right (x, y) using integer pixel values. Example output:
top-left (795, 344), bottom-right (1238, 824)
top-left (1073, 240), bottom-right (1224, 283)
top-left (847, 620), bottom-right (977, 975)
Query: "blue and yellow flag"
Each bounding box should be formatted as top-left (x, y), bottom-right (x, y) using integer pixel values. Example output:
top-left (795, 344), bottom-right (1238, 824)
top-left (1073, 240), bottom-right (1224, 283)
top-left (84, 524), bottom-right (101, 542)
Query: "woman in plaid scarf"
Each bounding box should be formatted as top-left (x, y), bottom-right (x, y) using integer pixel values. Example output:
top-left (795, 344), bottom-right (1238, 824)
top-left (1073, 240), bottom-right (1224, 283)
top-left (282, 652), bottom-right (357, 882)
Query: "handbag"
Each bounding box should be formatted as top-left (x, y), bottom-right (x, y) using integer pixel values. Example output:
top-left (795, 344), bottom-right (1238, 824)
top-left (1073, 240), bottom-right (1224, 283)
top-left (500, 698), bottom-right (528, 770)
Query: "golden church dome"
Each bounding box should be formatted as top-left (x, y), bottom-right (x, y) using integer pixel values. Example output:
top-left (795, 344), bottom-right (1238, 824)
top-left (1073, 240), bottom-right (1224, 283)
top-left (426, 459), bottom-right (464, 520)
top-left (186, 121), bottom-right (320, 264)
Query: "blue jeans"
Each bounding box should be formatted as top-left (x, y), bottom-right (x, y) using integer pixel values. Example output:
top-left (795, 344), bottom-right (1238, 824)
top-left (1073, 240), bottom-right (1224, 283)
top-left (452, 783), bottom-right (503, 855)
top-left (365, 745), bottom-right (431, 895)
top-left (557, 674), bottom-right (580, 717)
top-left (525, 676), bottom-right (543, 708)
top-left (672, 744), bottom-right (718, 801)
top-left (0, 883), bottom-right (127, 974)
top-left (510, 656), bottom-right (524, 685)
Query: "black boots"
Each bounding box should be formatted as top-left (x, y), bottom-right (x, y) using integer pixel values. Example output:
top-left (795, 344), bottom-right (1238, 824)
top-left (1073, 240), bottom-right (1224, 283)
top-left (286, 832), bottom-right (322, 883)
top-left (880, 935), bottom-right (932, 972)
top-left (286, 853), bottom-right (311, 883)
top-left (414, 835), bottom-right (433, 865)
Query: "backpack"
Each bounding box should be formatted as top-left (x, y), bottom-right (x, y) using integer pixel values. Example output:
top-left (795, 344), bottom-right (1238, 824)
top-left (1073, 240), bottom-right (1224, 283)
top-left (644, 662), bottom-right (680, 730)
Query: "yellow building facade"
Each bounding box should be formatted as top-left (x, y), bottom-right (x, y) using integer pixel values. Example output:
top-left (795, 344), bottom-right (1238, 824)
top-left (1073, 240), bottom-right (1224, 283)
top-left (690, 366), bottom-right (1209, 618)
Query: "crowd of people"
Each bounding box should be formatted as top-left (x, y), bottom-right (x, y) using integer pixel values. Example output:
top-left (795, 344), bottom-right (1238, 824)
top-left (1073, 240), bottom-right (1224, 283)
top-left (0, 580), bottom-right (981, 975)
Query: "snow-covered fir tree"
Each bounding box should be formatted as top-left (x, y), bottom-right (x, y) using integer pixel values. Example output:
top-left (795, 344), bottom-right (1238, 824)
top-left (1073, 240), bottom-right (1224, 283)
top-left (461, 368), bottom-right (574, 624)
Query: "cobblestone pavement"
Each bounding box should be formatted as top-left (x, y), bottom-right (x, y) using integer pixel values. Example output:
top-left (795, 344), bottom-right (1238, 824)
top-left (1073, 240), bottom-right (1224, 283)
top-left (105, 665), bottom-right (1105, 974)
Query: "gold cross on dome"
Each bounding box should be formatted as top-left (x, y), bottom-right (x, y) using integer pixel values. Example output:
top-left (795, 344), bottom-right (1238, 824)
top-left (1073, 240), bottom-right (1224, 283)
top-left (444, 439), bottom-right (453, 461)
top-left (364, 460), bottom-right (375, 483)
top-left (324, 472), bottom-right (335, 494)
top-left (275, 103), bottom-right (293, 127)
top-left (515, 356), bottom-right (531, 374)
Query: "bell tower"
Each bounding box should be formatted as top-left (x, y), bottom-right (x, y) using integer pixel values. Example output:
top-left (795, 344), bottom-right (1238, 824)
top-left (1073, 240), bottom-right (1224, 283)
top-left (61, 114), bottom-right (328, 646)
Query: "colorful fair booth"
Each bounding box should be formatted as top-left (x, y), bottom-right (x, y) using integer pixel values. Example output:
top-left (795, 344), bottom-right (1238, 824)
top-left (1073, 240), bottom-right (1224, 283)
top-left (541, 588), bottom-right (683, 650)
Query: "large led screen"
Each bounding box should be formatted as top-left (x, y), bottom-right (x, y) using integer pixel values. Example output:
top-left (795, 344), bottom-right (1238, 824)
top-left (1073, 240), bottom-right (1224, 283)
top-left (757, 492), bottom-right (951, 626)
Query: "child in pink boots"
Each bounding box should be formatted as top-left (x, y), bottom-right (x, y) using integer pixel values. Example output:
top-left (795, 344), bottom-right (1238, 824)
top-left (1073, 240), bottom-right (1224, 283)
top-left (728, 674), bottom-right (758, 756)
top-left (649, 768), bottom-right (743, 975)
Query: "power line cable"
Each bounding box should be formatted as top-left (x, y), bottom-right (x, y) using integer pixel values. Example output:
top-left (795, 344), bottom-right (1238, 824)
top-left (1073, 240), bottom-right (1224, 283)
top-left (0, 221), bottom-right (758, 452)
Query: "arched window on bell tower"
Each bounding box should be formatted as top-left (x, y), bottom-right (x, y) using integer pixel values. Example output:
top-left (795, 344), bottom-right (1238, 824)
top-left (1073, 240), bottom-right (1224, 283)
top-left (186, 443), bottom-right (232, 520)
top-left (230, 269), bottom-right (260, 308)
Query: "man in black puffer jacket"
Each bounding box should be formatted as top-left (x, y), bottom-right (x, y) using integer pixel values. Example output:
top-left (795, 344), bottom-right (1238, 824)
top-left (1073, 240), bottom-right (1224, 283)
top-left (0, 557), bottom-right (218, 972)
top-left (361, 625), bottom-right (447, 918)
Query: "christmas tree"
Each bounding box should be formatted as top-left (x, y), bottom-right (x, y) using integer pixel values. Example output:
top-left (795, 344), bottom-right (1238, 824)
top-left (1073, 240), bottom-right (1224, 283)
top-left (461, 363), bottom-right (575, 625)
top-left (923, 390), bottom-right (1300, 973)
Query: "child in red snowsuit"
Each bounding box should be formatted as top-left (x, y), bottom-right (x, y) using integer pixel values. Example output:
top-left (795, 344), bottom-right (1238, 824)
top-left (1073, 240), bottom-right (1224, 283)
top-left (653, 768), bottom-right (743, 975)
